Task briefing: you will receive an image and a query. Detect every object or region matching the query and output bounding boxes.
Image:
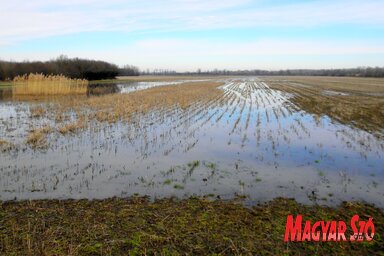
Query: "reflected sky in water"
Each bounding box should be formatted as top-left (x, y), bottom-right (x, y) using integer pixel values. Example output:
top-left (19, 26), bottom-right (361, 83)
top-left (0, 78), bottom-right (383, 207)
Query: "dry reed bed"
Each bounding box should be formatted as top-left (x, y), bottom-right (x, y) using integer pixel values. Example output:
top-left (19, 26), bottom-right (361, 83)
top-left (264, 76), bottom-right (384, 135)
top-left (13, 73), bottom-right (88, 96)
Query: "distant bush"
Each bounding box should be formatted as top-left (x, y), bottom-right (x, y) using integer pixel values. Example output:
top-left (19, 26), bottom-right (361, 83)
top-left (0, 55), bottom-right (139, 81)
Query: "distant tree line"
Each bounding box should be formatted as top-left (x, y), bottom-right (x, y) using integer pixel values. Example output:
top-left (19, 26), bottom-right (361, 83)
top-left (0, 55), bottom-right (140, 81)
top-left (2, 56), bottom-right (383, 80)
top-left (142, 67), bottom-right (384, 77)
top-left (118, 65), bottom-right (140, 76)
top-left (141, 69), bottom-right (178, 76)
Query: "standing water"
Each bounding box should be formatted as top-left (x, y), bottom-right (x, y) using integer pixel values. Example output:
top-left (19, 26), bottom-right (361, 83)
top-left (0, 78), bottom-right (383, 207)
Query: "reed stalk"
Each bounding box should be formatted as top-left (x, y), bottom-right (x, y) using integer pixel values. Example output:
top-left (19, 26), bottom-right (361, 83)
top-left (13, 73), bottom-right (88, 95)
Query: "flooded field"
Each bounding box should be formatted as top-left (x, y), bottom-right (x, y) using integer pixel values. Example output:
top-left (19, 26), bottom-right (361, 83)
top-left (0, 77), bottom-right (383, 207)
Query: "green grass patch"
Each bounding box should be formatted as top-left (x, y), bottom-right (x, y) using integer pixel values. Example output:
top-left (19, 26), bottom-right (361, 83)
top-left (187, 160), bottom-right (200, 169)
top-left (205, 162), bottom-right (216, 170)
top-left (0, 197), bottom-right (383, 255)
top-left (163, 179), bottom-right (172, 185)
top-left (173, 184), bottom-right (184, 190)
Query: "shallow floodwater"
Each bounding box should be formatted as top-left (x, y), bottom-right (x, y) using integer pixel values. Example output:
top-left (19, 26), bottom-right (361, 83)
top-left (0, 78), bottom-right (383, 207)
top-left (87, 79), bottom-right (210, 95)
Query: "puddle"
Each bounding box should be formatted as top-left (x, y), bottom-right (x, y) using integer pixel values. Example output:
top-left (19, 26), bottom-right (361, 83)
top-left (0, 78), bottom-right (383, 207)
top-left (323, 90), bottom-right (349, 96)
top-left (117, 80), bottom-right (210, 94)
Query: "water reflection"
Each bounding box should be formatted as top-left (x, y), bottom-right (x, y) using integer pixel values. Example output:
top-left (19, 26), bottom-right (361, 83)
top-left (87, 83), bottom-right (120, 96)
top-left (0, 78), bottom-right (383, 207)
top-left (0, 87), bottom-right (12, 100)
top-left (117, 80), bottom-right (209, 94)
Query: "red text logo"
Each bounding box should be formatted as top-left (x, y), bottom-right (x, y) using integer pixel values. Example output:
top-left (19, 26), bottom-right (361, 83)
top-left (284, 214), bottom-right (375, 242)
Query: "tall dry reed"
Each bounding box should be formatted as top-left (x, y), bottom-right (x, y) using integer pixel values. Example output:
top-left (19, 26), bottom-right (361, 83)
top-left (13, 73), bottom-right (88, 95)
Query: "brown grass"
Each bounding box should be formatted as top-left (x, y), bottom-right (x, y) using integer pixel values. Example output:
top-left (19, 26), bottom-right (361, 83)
top-left (0, 140), bottom-right (14, 152)
top-left (58, 119), bottom-right (86, 135)
top-left (30, 105), bottom-right (46, 118)
top-left (13, 73), bottom-right (88, 96)
top-left (265, 76), bottom-right (384, 93)
top-left (26, 126), bottom-right (52, 149)
top-left (264, 76), bottom-right (384, 134)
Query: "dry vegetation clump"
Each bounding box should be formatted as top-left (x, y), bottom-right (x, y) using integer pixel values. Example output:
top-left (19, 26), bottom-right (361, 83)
top-left (58, 118), bottom-right (86, 135)
top-left (13, 73), bottom-right (88, 96)
top-left (0, 140), bottom-right (14, 152)
top-left (26, 126), bottom-right (52, 149)
top-left (30, 105), bottom-right (46, 118)
top-left (265, 76), bottom-right (384, 134)
top-left (0, 197), bottom-right (382, 255)
top-left (54, 108), bottom-right (73, 123)
top-left (58, 123), bottom-right (78, 135)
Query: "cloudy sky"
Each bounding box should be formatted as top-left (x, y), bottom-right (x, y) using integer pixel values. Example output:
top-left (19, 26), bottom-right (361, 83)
top-left (1, 0), bottom-right (384, 71)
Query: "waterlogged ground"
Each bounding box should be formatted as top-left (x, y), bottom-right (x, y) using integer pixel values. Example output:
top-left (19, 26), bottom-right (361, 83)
top-left (117, 79), bottom-right (210, 93)
top-left (0, 77), bottom-right (383, 207)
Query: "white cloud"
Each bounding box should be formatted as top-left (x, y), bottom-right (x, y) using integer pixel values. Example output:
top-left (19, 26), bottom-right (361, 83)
top-left (123, 39), bottom-right (384, 69)
top-left (2, 0), bottom-right (383, 70)
top-left (130, 38), bottom-right (384, 56)
top-left (4, 38), bottom-right (383, 70)
top-left (1, 0), bottom-right (384, 45)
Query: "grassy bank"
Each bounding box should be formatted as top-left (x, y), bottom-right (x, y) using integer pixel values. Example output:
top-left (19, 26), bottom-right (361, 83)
top-left (0, 197), bottom-right (383, 255)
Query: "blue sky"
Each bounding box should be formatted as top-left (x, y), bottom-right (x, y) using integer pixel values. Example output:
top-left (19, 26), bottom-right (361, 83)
top-left (1, 0), bottom-right (384, 71)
